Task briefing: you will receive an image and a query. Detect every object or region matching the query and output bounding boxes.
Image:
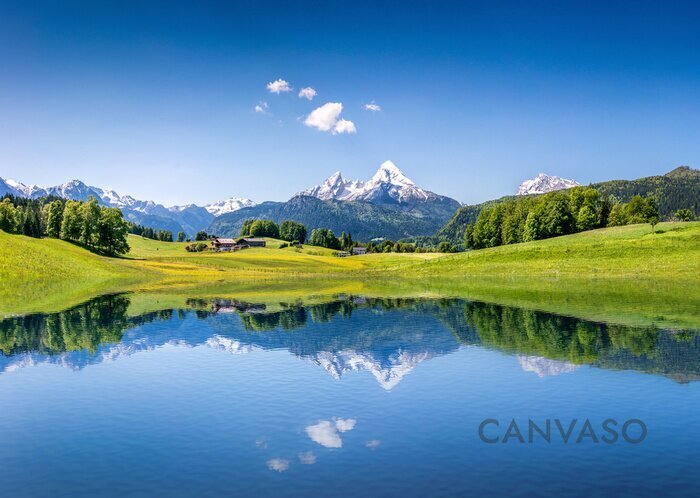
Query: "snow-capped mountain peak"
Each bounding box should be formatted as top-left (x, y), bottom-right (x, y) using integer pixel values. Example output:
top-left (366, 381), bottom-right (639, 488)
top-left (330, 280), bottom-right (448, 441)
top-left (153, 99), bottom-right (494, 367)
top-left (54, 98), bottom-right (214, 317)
top-left (205, 197), bottom-right (257, 216)
top-left (297, 160), bottom-right (450, 205)
top-left (517, 173), bottom-right (581, 195)
top-left (369, 160), bottom-right (415, 187)
top-left (4, 178), bottom-right (44, 197)
top-left (298, 170), bottom-right (364, 201)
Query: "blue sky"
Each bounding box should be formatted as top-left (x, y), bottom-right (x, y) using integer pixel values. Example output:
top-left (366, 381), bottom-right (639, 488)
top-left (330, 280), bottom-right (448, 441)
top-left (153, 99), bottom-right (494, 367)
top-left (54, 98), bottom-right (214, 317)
top-left (1, 0), bottom-right (699, 206)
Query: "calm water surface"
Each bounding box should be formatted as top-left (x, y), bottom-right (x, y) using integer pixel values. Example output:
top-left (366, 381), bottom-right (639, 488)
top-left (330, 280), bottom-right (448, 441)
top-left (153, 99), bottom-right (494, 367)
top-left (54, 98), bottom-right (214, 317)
top-left (1, 295), bottom-right (699, 497)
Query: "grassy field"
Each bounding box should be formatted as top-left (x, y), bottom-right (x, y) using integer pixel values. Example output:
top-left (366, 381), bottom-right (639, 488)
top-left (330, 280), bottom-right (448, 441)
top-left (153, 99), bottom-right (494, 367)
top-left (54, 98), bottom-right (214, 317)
top-left (401, 222), bottom-right (700, 279)
top-left (1, 222), bottom-right (699, 327)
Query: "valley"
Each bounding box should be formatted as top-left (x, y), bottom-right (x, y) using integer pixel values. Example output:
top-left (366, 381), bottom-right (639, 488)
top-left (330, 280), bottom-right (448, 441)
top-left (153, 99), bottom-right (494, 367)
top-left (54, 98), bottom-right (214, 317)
top-left (1, 222), bottom-right (698, 329)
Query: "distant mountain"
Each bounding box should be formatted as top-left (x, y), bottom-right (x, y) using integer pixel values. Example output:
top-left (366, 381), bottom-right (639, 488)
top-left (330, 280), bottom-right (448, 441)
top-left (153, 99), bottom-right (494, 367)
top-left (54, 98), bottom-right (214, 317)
top-left (205, 197), bottom-right (257, 216)
top-left (210, 161), bottom-right (462, 240)
top-left (0, 176), bottom-right (253, 237)
top-left (438, 166), bottom-right (700, 244)
top-left (517, 173), bottom-right (581, 195)
top-left (299, 160), bottom-right (452, 204)
top-left (0, 178), bottom-right (21, 197)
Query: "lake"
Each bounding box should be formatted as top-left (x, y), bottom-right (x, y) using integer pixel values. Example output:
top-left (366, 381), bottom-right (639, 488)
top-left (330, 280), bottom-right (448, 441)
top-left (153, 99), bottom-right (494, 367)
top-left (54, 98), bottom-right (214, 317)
top-left (1, 294), bottom-right (699, 497)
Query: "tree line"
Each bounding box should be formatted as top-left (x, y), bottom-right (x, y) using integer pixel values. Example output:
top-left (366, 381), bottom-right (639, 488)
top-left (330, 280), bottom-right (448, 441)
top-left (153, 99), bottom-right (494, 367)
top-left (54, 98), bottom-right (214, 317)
top-left (235, 217), bottom-right (459, 253)
top-left (127, 223), bottom-right (175, 242)
top-left (0, 194), bottom-right (54, 237)
top-left (0, 194), bottom-right (131, 255)
top-left (239, 219), bottom-right (308, 244)
top-left (463, 187), bottom-right (664, 250)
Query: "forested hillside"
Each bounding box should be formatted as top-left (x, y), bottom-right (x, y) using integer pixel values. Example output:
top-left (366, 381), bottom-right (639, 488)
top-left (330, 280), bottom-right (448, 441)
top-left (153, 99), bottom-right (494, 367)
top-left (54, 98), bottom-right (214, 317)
top-left (438, 167), bottom-right (699, 244)
top-left (207, 195), bottom-right (459, 240)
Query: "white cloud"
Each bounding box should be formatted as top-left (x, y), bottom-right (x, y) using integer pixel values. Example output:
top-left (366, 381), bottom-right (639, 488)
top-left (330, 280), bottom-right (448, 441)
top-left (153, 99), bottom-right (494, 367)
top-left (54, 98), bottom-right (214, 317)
top-left (305, 418), bottom-right (357, 448)
top-left (304, 102), bottom-right (357, 135)
top-left (333, 119), bottom-right (356, 135)
top-left (306, 420), bottom-right (342, 448)
top-left (267, 458), bottom-right (290, 472)
top-left (298, 451), bottom-right (317, 464)
top-left (305, 102), bottom-right (343, 132)
top-left (254, 101), bottom-right (269, 114)
top-left (267, 78), bottom-right (292, 94)
top-left (335, 418), bottom-right (356, 432)
top-left (298, 87), bottom-right (317, 100)
top-left (363, 102), bottom-right (381, 112)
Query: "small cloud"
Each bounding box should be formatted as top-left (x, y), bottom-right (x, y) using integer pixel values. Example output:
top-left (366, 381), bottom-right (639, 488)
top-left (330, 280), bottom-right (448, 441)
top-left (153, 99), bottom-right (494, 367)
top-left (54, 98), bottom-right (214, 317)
top-left (298, 451), bottom-right (317, 464)
top-left (305, 418), bottom-right (357, 448)
top-left (298, 87), bottom-right (317, 100)
top-left (335, 418), bottom-right (357, 432)
top-left (304, 102), bottom-right (357, 135)
top-left (267, 78), bottom-right (292, 94)
top-left (255, 438), bottom-right (268, 449)
top-left (363, 101), bottom-right (381, 112)
top-left (365, 440), bottom-right (381, 449)
top-left (305, 102), bottom-right (343, 132)
top-left (333, 119), bottom-right (356, 135)
top-left (254, 101), bottom-right (269, 114)
top-left (267, 458), bottom-right (290, 472)
top-left (306, 420), bottom-right (342, 448)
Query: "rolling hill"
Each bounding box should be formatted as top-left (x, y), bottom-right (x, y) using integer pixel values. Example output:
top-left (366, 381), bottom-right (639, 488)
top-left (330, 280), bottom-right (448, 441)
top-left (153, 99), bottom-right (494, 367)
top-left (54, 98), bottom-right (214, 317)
top-left (438, 167), bottom-right (700, 244)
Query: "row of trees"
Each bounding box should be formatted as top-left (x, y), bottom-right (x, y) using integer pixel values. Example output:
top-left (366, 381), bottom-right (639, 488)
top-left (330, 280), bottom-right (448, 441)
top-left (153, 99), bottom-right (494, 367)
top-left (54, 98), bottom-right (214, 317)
top-left (240, 219), bottom-right (309, 244)
top-left (309, 228), bottom-right (340, 249)
top-left (607, 195), bottom-right (660, 228)
top-left (0, 195), bottom-right (52, 237)
top-left (46, 198), bottom-right (130, 255)
top-left (674, 209), bottom-right (696, 221)
top-left (364, 238), bottom-right (457, 253)
top-left (280, 221), bottom-right (307, 244)
top-left (240, 219), bottom-right (280, 238)
top-left (127, 223), bottom-right (174, 242)
top-left (0, 195), bottom-right (131, 255)
top-left (463, 187), bottom-right (661, 250)
top-left (234, 217), bottom-right (459, 253)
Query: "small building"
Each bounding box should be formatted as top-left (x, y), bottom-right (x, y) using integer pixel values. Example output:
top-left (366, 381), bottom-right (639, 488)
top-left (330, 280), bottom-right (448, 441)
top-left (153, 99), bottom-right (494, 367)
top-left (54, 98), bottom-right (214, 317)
top-left (352, 246), bottom-right (367, 255)
top-left (236, 237), bottom-right (266, 247)
top-left (211, 237), bottom-right (258, 252)
top-left (211, 238), bottom-right (237, 251)
top-left (336, 251), bottom-right (350, 257)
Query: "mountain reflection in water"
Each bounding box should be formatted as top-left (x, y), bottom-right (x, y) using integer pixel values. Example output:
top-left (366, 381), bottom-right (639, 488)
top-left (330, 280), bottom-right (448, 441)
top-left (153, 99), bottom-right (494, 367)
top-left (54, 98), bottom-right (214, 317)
top-left (1, 294), bottom-right (698, 385)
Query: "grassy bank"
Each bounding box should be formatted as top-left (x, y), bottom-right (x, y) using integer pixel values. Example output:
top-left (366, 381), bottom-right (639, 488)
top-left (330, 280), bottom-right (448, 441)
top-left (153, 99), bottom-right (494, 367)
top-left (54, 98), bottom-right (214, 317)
top-left (1, 222), bottom-right (698, 327)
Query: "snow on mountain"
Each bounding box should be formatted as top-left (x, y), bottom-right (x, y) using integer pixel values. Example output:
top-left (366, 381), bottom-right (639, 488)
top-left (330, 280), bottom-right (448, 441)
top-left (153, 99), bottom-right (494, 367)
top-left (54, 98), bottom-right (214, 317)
top-left (517, 173), bottom-right (581, 195)
top-left (0, 175), bottom-right (252, 218)
top-left (0, 178), bottom-right (22, 197)
top-left (297, 160), bottom-right (448, 204)
top-left (4, 178), bottom-right (42, 197)
top-left (205, 197), bottom-right (257, 216)
top-left (298, 171), bottom-right (365, 201)
top-left (517, 356), bottom-right (581, 378)
top-left (0, 174), bottom-right (244, 235)
top-left (312, 349), bottom-right (433, 390)
top-left (44, 179), bottom-right (105, 202)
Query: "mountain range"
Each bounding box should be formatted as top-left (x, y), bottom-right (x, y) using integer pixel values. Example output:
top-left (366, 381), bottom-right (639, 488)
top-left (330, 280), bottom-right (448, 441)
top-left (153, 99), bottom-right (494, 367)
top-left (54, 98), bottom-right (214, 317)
top-left (3, 164), bottom-right (696, 242)
top-left (208, 161), bottom-right (463, 240)
top-left (0, 177), bottom-right (255, 236)
top-left (298, 160), bottom-right (447, 204)
top-left (1, 160), bottom-right (461, 239)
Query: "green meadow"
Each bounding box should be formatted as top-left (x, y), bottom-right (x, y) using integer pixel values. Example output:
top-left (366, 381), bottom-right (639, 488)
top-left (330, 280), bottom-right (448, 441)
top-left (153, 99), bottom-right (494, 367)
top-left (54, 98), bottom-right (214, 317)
top-left (1, 222), bottom-right (699, 328)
